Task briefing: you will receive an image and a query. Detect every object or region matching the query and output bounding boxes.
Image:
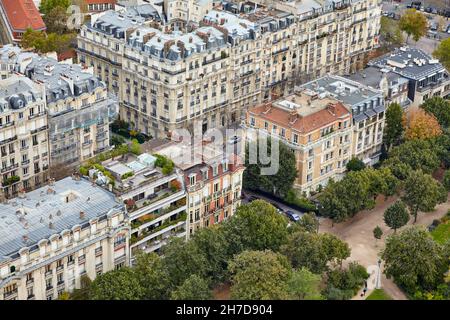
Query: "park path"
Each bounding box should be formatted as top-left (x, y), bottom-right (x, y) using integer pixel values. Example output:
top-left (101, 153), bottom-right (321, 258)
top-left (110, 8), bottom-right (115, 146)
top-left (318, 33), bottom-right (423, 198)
top-left (319, 194), bottom-right (450, 300)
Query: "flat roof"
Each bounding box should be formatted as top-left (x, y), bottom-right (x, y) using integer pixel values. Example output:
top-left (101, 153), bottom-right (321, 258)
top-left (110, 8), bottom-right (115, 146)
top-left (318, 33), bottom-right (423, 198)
top-left (0, 177), bottom-right (121, 263)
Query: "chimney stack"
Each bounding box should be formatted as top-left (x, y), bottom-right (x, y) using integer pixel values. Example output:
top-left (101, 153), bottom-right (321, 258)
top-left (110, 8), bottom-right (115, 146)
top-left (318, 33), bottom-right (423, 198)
top-left (80, 211), bottom-right (85, 219)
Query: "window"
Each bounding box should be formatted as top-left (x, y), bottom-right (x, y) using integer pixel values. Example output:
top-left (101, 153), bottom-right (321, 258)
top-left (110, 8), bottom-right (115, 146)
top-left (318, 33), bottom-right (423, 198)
top-left (223, 162), bottom-right (228, 172)
top-left (46, 278), bottom-right (52, 289)
top-left (264, 121), bottom-right (269, 130)
top-left (293, 134), bottom-right (298, 144)
top-left (212, 165), bottom-right (218, 176)
top-left (214, 182), bottom-right (219, 193)
top-left (189, 174), bottom-right (196, 186)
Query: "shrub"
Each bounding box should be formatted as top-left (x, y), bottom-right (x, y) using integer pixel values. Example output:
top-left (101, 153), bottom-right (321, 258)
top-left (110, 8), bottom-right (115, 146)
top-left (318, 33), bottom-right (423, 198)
top-left (79, 166), bottom-right (88, 176)
top-left (284, 189), bottom-right (317, 212)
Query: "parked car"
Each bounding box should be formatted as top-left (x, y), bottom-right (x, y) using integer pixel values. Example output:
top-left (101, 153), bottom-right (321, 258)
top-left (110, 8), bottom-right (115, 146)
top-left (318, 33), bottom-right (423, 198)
top-left (286, 210), bottom-right (300, 222)
top-left (425, 6), bottom-right (432, 13)
top-left (430, 22), bottom-right (438, 31)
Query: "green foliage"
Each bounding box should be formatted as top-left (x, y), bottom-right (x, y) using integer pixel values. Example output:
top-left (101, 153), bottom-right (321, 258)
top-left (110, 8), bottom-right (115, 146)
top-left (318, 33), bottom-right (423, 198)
top-left (432, 38), bottom-right (450, 72)
top-left (21, 28), bottom-right (75, 54)
top-left (190, 227), bottom-right (230, 285)
top-left (79, 166), bottom-right (88, 176)
top-left (380, 16), bottom-right (404, 47)
top-left (121, 172), bottom-right (134, 180)
top-left (298, 212), bottom-right (320, 233)
top-left (385, 139), bottom-right (440, 175)
top-left (170, 275), bottom-right (213, 300)
top-left (111, 135), bottom-right (125, 147)
top-left (221, 200), bottom-right (289, 256)
top-left (346, 157), bottom-right (366, 172)
top-left (43, 5), bottom-right (69, 33)
top-left (401, 170), bottom-right (448, 222)
top-left (2, 175), bottom-right (20, 186)
top-left (281, 230), bottom-right (350, 274)
top-left (373, 226), bottom-right (383, 240)
top-left (430, 222), bottom-right (450, 245)
top-left (284, 189), bottom-right (317, 212)
top-left (39, 0), bottom-right (70, 15)
top-left (384, 102), bottom-right (404, 150)
top-left (69, 275), bottom-right (92, 300)
top-left (162, 237), bottom-right (209, 288)
top-left (133, 251), bottom-right (171, 299)
top-left (399, 9), bottom-right (428, 42)
top-left (323, 262), bottom-right (369, 300)
top-left (244, 139), bottom-right (297, 199)
top-left (90, 267), bottom-right (145, 300)
top-left (287, 268), bottom-right (323, 300)
top-left (229, 250), bottom-right (291, 300)
top-left (318, 167), bottom-right (399, 222)
top-left (129, 139), bottom-right (142, 155)
top-left (421, 97), bottom-right (450, 129)
top-left (382, 226), bottom-right (448, 294)
top-left (384, 200), bottom-right (410, 232)
top-left (154, 154), bottom-right (175, 175)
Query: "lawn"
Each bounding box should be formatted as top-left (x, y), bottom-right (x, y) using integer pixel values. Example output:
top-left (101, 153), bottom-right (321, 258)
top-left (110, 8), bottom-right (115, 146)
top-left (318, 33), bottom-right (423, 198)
top-left (431, 222), bottom-right (450, 245)
top-left (366, 289), bottom-right (393, 300)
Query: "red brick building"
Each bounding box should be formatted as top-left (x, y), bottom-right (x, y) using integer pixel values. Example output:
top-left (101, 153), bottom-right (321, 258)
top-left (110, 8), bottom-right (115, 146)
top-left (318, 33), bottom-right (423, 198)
top-left (0, 0), bottom-right (46, 42)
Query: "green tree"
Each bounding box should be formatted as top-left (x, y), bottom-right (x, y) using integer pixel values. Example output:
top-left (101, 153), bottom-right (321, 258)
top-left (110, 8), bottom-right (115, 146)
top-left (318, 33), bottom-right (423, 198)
top-left (90, 267), bottom-right (144, 300)
top-left (191, 226), bottom-right (230, 285)
top-left (380, 16), bottom-right (404, 47)
top-left (433, 37), bottom-right (450, 72)
top-left (21, 29), bottom-right (75, 54)
top-left (170, 275), bottom-right (212, 300)
top-left (43, 6), bottom-right (69, 34)
top-left (133, 251), bottom-right (171, 299)
top-left (287, 268), bottom-right (323, 300)
top-left (129, 139), bottom-right (141, 155)
top-left (324, 262), bottom-right (369, 300)
top-left (421, 97), bottom-right (450, 128)
top-left (229, 250), bottom-right (291, 300)
top-left (221, 200), bottom-right (289, 256)
top-left (39, 0), bottom-right (71, 15)
top-left (373, 226), bottom-right (383, 244)
top-left (162, 237), bottom-right (209, 288)
top-left (70, 275), bottom-right (92, 300)
top-left (298, 212), bottom-right (319, 233)
top-left (401, 170), bottom-right (447, 223)
top-left (399, 9), bottom-right (428, 42)
top-left (382, 227), bottom-right (447, 293)
top-left (385, 139), bottom-right (440, 174)
top-left (384, 102), bottom-right (404, 150)
top-left (244, 139), bottom-right (297, 198)
top-left (281, 231), bottom-right (350, 274)
top-left (443, 170), bottom-right (450, 191)
top-left (383, 200), bottom-right (410, 233)
top-left (346, 157), bottom-right (366, 172)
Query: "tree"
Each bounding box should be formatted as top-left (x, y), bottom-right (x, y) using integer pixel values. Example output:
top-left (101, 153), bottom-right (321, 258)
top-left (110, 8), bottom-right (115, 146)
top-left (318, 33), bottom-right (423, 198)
top-left (281, 231), bottom-right (350, 274)
top-left (383, 200), bottom-right (410, 233)
top-left (421, 97), bottom-right (450, 128)
top-left (228, 250), bottom-right (291, 300)
top-left (443, 170), bottom-right (450, 191)
top-left (133, 251), bottom-right (171, 299)
top-left (384, 102), bottom-right (404, 150)
top-left (287, 268), bottom-right (323, 300)
top-left (379, 16), bottom-right (404, 48)
top-left (385, 139), bottom-right (440, 174)
top-left (399, 9), bottom-right (428, 42)
top-left (43, 6), bottom-right (69, 34)
top-left (70, 275), bottom-right (92, 300)
top-left (90, 267), bottom-right (144, 300)
top-left (39, 0), bottom-right (71, 15)
top-left (162, 237), bottom-right (209, 288)
top-left (346, 157), bottom-right (366, 172)
top-left (298, 212), bottom-right (320, 233)
top-left (129, 139), bottom-right (142, 155)
top-left (244, 138), bottom-right (297, 198)
top-left (373, 226), bottom-right (383, 245)
top-left (170, 275), bottom-right (212, 300)
top-left (21, 29), bottom-right (75, 54)
top-left (401, 170), bottom-right (448, 223)
top-left (405, 109), bottom-right (442, 141)
top-left (433, 37), bottom-right (450, 72)
top-left (324, 262), bottom-right (369, 300)
top-left (382, 227), bottom-right (447, 293)
top-left (191, 226), bottom-right (230, 285)
top-left (221, 200), bottom-right (289, 256)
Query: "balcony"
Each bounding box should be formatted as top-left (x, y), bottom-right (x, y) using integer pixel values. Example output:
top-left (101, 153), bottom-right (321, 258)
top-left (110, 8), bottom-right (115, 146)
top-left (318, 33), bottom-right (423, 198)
top-left (56, 265), bottom-right (63, 272)
top-left (131, 199), bottom-right (186, 230)
top-left (95, 247), bottom-right (103, 256)
top-left (26, 278), bottom-right (34, 286)
top-left (3, 289), bottom-right (18, 299)
top-left (78, 254), bottom-right (86, 264)
top-left (130, 213), bottom-right (187, 246)
top-left (95, 263), bottom-right (103, 271)
top-left (127, 188), bottom-right (186, 219)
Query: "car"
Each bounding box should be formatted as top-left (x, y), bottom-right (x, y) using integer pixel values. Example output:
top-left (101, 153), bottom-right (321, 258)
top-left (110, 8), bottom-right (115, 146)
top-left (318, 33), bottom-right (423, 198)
top-left (432, 8), bottom-right (438, 14)
top-left (430, 22), bottom-right (438, 31)
top-left (425, 7), bottom-right (432, 13)
top-left (227, 135), bottom-right (241, 145)
top-left (286, 210), bottom-right (300, 222)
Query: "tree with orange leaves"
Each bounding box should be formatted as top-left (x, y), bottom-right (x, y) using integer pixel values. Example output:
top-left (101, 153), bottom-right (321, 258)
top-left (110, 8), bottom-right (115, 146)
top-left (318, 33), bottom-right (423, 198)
top-left (405, 109), bottom-right (442, 141)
